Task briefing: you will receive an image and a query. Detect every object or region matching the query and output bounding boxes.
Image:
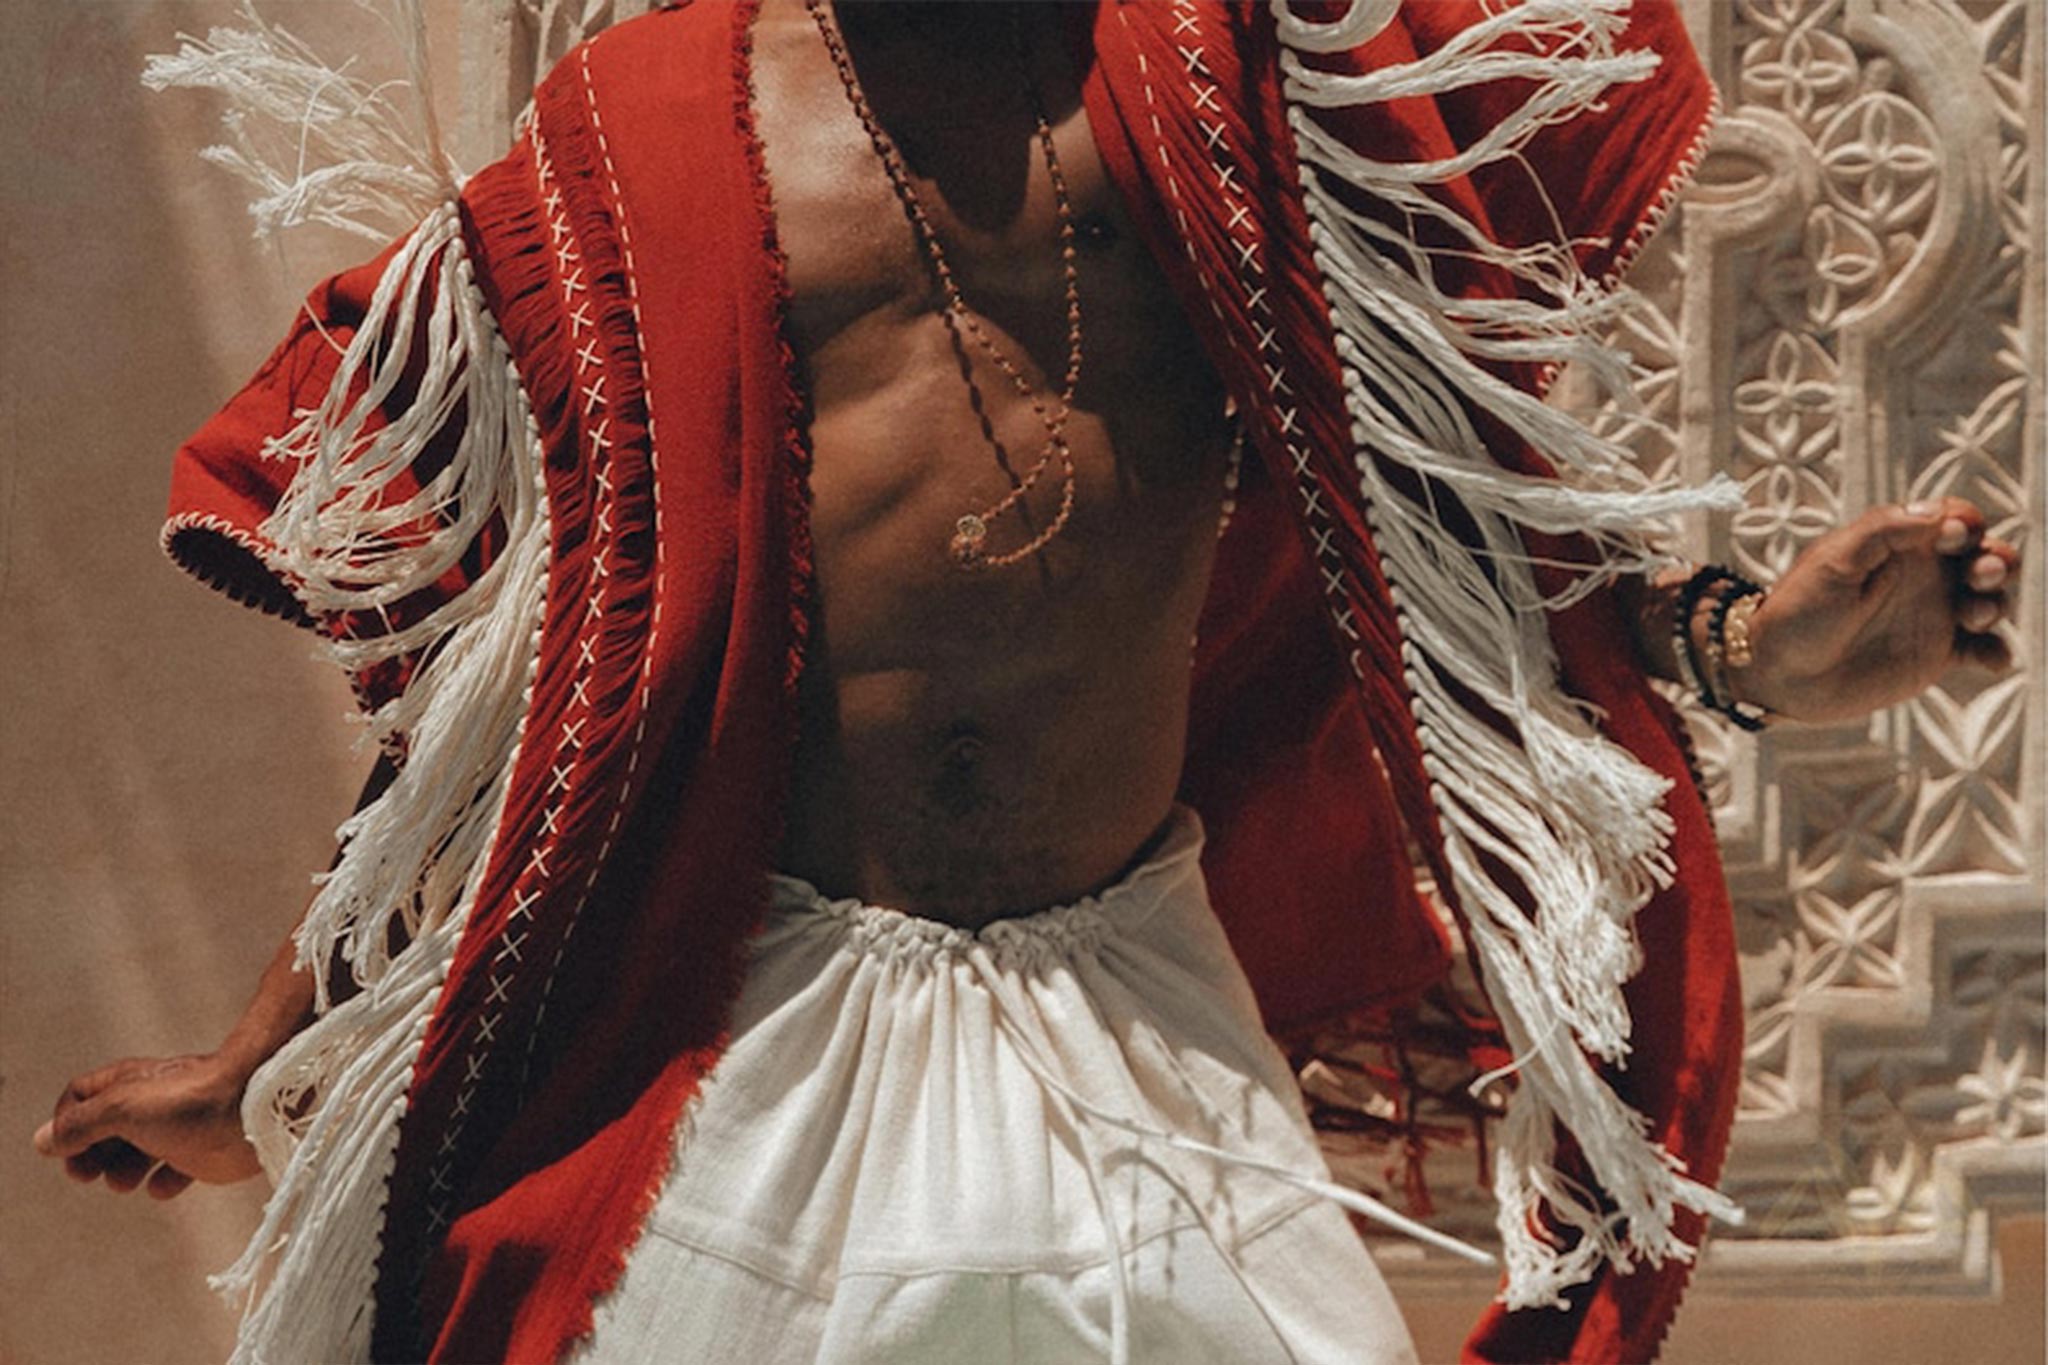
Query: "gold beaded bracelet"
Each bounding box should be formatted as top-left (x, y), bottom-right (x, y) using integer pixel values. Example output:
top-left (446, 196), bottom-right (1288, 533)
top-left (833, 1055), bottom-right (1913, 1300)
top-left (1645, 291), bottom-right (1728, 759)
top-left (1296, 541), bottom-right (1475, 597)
top-left (1675, 565), bottom-right (1774, 732)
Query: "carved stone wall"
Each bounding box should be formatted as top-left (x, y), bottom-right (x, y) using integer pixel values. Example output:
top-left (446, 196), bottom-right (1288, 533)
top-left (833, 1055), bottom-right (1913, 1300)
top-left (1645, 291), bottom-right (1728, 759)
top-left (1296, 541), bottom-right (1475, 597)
top-left (1593, 0), bottom-right (2042, 1292)
top-left (463, 0), bottom-right (2045, 1295)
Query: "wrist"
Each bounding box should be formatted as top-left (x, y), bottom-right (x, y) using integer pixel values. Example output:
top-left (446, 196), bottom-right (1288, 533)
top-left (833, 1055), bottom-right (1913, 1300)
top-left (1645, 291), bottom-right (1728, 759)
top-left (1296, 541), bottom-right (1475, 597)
top-left (1722, 590), bottom-right (1799, 717)
top-left (1628, 565), bottom-right (1697, 684)
top-left (1673, 564), bottom-right (1777, 730)
top-left (205, 1038), bottom-right (276, 1091)
top-left (1714, 590), bottom-right (1780, 728)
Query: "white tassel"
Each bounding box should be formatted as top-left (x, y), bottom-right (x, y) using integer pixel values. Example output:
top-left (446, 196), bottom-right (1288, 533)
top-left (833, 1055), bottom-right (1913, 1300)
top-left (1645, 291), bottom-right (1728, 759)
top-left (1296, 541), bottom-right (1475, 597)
top-left (1270, 0), bottom-right (1745, 1305)
top-left (206, 254), bottom-right (551, 1362)
top-left (1271, 0), bottom-right (1398, 53)
top-left (257, 202), bottom-right (552, 1008)
top-left (141, 0), bottom-right (455, 242)
top-left (148, 5), bottom-right (555, 1360)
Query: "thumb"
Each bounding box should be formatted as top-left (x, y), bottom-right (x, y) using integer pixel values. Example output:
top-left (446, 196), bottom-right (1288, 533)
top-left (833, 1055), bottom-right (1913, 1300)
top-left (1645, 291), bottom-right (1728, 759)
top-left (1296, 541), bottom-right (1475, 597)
top-left (41, 1091), bottom-right (125, 1160)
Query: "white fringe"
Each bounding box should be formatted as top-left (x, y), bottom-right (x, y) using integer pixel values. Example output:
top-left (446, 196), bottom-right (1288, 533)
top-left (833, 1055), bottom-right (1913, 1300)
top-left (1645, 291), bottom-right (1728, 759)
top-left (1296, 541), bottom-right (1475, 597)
top-left (148, 5), bottom-right (555, 1360)
top-left (141, 0), bottom-right (456, 242)
top-left (1272, 0), bottom-right (1744, 1309)
top-left (205, 236), bottom-right (550, 1362)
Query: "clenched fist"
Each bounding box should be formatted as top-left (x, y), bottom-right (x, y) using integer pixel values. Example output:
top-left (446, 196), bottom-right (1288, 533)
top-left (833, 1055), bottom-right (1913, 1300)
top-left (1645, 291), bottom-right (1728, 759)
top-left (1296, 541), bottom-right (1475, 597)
top-left (32, 1053), bottom-right (264, 1200)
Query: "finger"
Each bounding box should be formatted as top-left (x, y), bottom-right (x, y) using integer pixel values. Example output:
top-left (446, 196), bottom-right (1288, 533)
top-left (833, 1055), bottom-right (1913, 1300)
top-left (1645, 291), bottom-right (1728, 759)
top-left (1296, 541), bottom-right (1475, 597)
top-left (57, 1060), bottom-right (143, 1107)
top-left (1965, 552), bottom-right (2009, 593)
top-left (1979, 532), bottom-right (2021, 559)
top-left (1848, 501), bottom-right (1965, 573)
top-left (1957, 629), bottom-right (2014, 672)
top-left (1926, 496), bottom-right (1987, 555)
top-left (64, 1144), bottom-right (116, 1182)
top-left (1851, 505), bottom-right (1990, 585)
top-left (68, 1137), bottom-right (149, 1184)
top-left (43, 1092), bottom-right (122, 1159)
top-left (145, 1163), bottom-right (196, 1202)
top-left (1975, 536), bottom-right (2023, 577)
top-left (95, 1141), bottom-right (157, 1194)
top-left (1849, 506), bottom-right (1929, 573)
top-left (1958, 593), bottom-right (2005, 633)
top-left (1934, 515), bottom-right (1978, 556)
top-left (43, 1060), bottom-right (144, 1153)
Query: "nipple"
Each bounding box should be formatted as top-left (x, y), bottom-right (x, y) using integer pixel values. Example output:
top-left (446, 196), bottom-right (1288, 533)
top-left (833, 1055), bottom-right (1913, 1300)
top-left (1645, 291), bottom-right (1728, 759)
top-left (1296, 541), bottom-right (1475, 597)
top-left (940, 725), bottom-right (989, 772)
top-left (1074, 211), bottom-right (1119, 249)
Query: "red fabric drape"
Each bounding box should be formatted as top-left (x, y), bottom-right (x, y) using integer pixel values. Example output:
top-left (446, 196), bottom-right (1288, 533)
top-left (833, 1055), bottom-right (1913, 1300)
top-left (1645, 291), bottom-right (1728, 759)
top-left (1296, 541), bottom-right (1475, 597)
top-left (1076, 5), bottom-right (1741, 1361)
top-left (162, 3), bottom-right (1742, 1360)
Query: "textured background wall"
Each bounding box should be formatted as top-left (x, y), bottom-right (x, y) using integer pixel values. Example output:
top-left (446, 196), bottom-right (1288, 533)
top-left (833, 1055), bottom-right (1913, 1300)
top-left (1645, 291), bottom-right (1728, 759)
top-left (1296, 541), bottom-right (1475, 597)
top-left (1649, 0), bottom-right (2046, 1294)
top-left (0, 6), bottom-right (455, 1362)
top-left (1308, 0), bottom-right (2048, 1318)
top-left (1, 3), bottom-right (2039, 1362)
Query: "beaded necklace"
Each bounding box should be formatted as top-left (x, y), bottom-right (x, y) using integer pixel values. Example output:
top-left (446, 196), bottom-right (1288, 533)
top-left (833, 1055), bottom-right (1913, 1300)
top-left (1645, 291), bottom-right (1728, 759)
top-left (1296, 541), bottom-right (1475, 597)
top-left (808, 0), bottom-right (1083, 569)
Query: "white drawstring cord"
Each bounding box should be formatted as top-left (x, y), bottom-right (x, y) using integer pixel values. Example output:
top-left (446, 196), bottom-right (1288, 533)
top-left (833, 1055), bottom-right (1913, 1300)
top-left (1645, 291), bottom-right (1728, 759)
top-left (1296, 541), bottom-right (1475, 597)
top-left (968, 946), bottom-right (1305, 1364)
top-left (964, 943), bottom-right (1493, 1361)
top-left (1022, 1018), bottom-right (1137, 1363)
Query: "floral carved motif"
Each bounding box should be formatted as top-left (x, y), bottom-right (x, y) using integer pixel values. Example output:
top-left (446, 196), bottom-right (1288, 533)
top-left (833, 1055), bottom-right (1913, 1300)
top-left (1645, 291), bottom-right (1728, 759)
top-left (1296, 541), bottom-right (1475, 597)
top-left (1558, 0), bottom-right (2044, 1290)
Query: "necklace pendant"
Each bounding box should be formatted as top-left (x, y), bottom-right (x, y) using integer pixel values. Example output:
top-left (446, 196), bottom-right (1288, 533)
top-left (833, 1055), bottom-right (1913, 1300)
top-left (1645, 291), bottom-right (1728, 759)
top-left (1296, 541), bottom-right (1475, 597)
top-left (950, 513), bottom-right (989, 567)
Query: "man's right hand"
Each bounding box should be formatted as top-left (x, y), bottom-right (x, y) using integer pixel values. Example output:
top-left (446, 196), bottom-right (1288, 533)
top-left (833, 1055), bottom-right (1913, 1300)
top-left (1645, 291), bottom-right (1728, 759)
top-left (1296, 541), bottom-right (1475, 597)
top-left (31, 1053), bottom-right (264, 1200)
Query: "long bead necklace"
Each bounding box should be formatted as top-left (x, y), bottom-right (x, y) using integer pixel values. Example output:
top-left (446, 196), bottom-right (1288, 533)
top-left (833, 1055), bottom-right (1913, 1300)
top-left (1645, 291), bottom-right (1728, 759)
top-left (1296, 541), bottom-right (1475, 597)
top-left (807, 0), bottom-right (1084, 569)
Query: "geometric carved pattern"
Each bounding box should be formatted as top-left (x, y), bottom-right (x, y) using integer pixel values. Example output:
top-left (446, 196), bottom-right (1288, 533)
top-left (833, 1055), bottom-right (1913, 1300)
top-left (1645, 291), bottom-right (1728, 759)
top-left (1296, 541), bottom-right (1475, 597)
top-left (1561, 0), bottom-right (2046, 1291)
top-left (463, 0), bottom-right (2045, 1295)
top-left (1321, 0), bottom-right (2042, 1298)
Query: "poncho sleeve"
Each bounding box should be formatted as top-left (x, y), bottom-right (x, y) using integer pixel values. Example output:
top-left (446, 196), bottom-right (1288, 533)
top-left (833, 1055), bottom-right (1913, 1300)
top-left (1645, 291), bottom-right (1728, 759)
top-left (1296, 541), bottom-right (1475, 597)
top-left (162, 231), bottom-right (508, 718)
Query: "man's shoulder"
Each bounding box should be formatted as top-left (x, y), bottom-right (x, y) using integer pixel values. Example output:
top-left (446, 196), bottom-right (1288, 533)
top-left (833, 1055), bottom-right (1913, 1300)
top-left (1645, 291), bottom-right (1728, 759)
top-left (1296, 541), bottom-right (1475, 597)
top-left (541, 0), bottom-right (737, 97)
top-left (516, 0), bottom-right (750, 181)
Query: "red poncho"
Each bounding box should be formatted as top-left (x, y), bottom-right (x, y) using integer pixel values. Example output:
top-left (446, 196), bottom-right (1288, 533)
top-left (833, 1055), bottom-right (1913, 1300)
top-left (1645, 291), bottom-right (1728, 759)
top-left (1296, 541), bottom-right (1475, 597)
top-left (163, 3), bottom-right (1739, 1361)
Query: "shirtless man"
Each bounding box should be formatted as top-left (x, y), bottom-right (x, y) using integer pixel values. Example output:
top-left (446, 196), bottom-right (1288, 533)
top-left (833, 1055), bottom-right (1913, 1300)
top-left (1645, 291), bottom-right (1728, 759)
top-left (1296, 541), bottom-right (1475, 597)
top-left (768, 0), bottom-right (1241, 926)
top-left (35, 0), bottom-right (2021, 1355)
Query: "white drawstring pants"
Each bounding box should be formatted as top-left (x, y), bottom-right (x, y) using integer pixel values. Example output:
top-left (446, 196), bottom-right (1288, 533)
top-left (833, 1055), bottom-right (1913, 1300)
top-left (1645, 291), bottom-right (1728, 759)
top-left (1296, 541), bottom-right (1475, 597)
top-left (573, 806), bottom-right (1422, 1364)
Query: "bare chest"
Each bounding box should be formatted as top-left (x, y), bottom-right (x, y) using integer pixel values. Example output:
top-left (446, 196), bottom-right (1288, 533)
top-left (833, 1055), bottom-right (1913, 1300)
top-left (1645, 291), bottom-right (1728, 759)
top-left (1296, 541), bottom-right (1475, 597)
top-left (752, 8), bottom-right (1178, 374)
top-left (748, 4), bottom-right (1233, 512)
top-left (747, 1), bottom-right (1237, 921)
top-left (748, 2), bottom-right (1234, 672)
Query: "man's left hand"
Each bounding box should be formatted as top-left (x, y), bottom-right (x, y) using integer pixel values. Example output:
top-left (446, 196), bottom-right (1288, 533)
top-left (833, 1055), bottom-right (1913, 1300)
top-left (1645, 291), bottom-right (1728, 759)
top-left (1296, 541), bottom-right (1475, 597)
top-left (1733, 496), bottom-right (2021, 724)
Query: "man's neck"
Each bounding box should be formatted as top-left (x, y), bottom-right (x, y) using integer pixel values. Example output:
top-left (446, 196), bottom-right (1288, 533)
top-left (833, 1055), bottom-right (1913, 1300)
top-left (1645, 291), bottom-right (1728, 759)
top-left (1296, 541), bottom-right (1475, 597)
top-left (832, 1), bottom-right (1039, 51)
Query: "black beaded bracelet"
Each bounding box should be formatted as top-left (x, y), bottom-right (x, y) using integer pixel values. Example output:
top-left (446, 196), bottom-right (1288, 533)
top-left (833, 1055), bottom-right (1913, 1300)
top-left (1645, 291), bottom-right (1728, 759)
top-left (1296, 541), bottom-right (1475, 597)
top-left (1672, 565), bottom-right (1736, 705)
top-left (1705, 579), bottom-right (1771, 732)
top-left (1672, 563), bottom-right (1774, 731)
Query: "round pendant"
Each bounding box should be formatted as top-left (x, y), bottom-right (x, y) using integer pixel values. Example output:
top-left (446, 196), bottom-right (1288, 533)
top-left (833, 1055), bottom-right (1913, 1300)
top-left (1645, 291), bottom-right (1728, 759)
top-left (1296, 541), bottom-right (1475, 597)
top-left (950, 513), bottom-right (989, 567)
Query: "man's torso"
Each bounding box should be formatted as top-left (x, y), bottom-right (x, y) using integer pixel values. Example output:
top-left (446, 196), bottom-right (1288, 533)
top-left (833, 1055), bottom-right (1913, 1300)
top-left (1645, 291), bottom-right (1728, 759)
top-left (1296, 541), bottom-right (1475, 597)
top-left (753, 0), bottom-right (1238, 926)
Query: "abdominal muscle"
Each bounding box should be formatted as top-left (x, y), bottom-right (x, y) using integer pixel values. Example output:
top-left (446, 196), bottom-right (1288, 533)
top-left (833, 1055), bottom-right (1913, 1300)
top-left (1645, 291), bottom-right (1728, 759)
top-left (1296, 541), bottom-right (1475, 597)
top-left (756, 0), bottom-right (1237, 928)
top-left (775, 321), bottom-right (1235, 928)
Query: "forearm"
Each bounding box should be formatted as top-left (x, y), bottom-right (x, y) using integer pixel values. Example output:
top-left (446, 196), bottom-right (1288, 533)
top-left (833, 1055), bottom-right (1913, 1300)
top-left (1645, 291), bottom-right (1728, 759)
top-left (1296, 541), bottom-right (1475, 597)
top-left (212, 750), bottom-right (401, 1078)
top-left (211, 933), bottom-right (318, 1076)
top-left (32, 753), bottom-right (410, 1191)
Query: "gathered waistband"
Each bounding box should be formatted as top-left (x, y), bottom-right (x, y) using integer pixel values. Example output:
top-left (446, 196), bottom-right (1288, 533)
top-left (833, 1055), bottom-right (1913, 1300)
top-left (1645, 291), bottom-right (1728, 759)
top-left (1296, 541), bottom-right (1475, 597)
top-left (763, 804), bottom-right (1209, 970)
top-left (731, 795), bottom-right (1487, 1365)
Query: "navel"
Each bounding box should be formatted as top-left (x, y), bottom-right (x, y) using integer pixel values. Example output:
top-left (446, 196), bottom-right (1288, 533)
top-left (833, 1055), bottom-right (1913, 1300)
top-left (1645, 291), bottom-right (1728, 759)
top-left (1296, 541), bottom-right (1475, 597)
top-left (929, 720), bottom-right (994, 819)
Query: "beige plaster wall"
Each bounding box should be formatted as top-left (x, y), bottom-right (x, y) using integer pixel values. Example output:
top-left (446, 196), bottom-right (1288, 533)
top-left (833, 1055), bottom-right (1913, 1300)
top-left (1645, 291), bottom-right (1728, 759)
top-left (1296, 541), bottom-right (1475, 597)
top-left (0, 5), bottom-right (445, 1361)
top-left (0, 4), bottom-right (2038, 1364)
top-left (1398, 1215), bottom-right (2046, 1364)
